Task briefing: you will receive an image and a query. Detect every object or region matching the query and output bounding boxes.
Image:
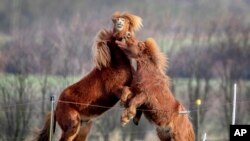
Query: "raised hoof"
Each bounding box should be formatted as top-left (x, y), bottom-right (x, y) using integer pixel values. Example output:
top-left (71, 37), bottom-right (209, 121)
top-left (121, 118), bottom-right (130, 126)
top-left (133, 118), bottom-right (139, 126)
top-left (128, 113), bottom-right (134, 120)
top-left (121, 121), bottom-right (128, 126)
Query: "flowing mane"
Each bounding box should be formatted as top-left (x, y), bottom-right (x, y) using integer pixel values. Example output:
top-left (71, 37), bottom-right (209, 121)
top-left (92, 29), bottom-right (113, 70)
top-left (144, 38), bottom-right (168, 74)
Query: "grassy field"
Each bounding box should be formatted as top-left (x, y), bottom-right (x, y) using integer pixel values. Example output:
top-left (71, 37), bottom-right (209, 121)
top-left (0, 73), bottom-right (250, 140)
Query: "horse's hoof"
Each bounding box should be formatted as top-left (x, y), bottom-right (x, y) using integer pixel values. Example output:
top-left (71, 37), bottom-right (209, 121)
top-left (133, 118), bottom-right (139, 126)
top-left (121, 122), bottom-right (128, 126)
top-left (121, 118), bottom-right (129, 126)
top-left (128, 110), bottom-right (135, 119)
top-left (128, 114), bottom-right (134, 120)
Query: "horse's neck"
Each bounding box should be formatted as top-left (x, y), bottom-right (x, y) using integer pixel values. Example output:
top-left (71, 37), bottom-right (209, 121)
top-left (137, 59), bottom-right (155, 73)
top-left (112, 30), bottom-right (126, 39)
top-left (109, 43), bottom-right (131, 67)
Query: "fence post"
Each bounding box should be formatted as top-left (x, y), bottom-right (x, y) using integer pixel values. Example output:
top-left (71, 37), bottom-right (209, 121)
top-left (202, 132), bottom-right (207, 141)
top-left (49, 95), bottom-right (55, 141)
top-left (196, 99), bottom-right (201, 140)
top-left (232, 83), bottom-right (237, 125)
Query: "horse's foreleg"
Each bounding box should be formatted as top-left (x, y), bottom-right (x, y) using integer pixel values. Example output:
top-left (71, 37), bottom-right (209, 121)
top-left (120, 86), bottom-right (132, 106)
top-left (121, 94), bottom-right (146, 126)
top-left (127, 94), bottom-right (146, 118)
top-left (112, 86), bottom-right (133, 106)
top-left (133, 108), bottom-right (142, 125)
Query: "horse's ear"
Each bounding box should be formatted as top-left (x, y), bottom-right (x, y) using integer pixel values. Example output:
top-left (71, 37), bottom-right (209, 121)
top-left (93, 29), bottom-right (112, 70)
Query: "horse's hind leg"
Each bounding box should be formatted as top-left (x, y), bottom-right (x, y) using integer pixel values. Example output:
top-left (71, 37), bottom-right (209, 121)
top-left (59, 118), bottom-right (80, 141)
top-left (156, 127), bottom-right (173, 141)
top-left (73, 120), bottom-right (93, 141)
top-left (73, 124), bottom-right (92, 141)
top-left (56, 107), bottom-right (81, 141)
top-left (60, 126), bottom-right (79, 141)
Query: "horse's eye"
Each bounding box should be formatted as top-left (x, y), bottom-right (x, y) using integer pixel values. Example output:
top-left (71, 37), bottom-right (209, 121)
top-left (112, 18), bottom-right (117, 23)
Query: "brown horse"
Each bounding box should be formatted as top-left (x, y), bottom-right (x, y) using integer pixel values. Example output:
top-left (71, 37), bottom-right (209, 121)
top-left (116, 37), bottom-right (195, 141)
top-left (36, 11), bottom-right (143, 141)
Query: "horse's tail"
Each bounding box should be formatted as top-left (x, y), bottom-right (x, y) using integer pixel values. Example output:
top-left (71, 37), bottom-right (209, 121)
top-left (36, 112), bottom-right (56, 141)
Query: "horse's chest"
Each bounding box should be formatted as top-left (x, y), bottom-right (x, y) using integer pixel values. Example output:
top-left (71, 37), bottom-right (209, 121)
top-left (79, 95), bottom-right (118, 117)
top-left (111, 67), bottom-right (132, 86)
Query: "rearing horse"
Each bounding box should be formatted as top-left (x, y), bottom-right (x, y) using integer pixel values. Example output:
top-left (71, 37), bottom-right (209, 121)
top-left (36, 11), bottom-right (142, 141)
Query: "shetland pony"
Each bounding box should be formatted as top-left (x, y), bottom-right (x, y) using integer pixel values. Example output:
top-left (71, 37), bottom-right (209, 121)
top-left (116, 37), bottom-right (195, 141)
top-left (36, 11), bottom-right (142, 141)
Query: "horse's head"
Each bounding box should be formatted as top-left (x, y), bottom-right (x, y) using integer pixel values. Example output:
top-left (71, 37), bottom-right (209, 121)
top-left (115, 35), bottom-right (145, 59)
top-left (92, 11), bottom-right (142, 70)
top-left (116, 37), bottom-right (168, 74)
top-left (111, 11), bottom-right (143, 39)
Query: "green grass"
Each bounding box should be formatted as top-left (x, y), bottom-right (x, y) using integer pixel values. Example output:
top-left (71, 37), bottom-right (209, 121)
top-left (0, 73), bottom-right (80, 100)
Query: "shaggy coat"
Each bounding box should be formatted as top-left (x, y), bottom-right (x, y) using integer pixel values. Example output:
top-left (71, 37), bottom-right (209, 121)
top-left (36, 11), bottom-right (143, 141)
top-left (116, 37), bottom-right (195, 141)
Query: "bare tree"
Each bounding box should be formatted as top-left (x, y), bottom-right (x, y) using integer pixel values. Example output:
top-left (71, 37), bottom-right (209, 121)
top-left (211, 17), bottom-right (250, 139)
top-left (0, 75), bottom-right (35, 141)
top-left (169, 25), bottom-right (216, 141)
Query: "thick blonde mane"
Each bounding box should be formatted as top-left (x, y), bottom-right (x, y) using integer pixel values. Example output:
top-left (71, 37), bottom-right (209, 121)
top-left (92, 29), bottom-right (113, 70)
top-left (93, 11), bottom-right (143, 70)
top-left (144, 38), bottom-right (168, 73)
top-left (112, 11), bottom-right (143, 33)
